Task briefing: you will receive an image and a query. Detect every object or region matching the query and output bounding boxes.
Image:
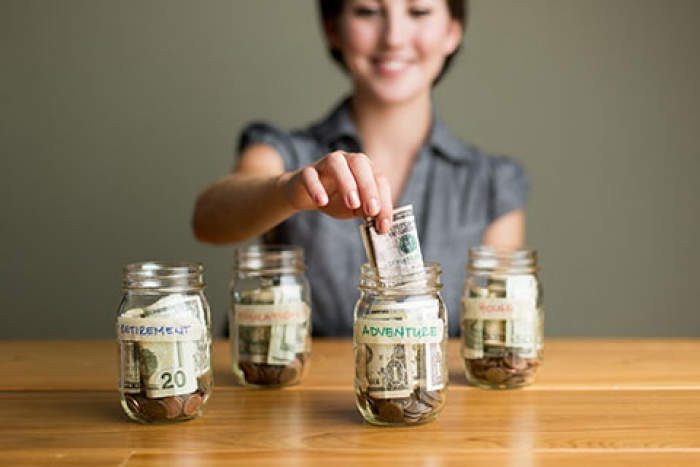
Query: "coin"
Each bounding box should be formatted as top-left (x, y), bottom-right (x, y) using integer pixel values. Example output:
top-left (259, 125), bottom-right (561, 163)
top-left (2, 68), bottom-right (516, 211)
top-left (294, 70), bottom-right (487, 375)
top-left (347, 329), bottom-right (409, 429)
top-left (402, 399), bottom-right (422, 422)
top-left (182, 393), bottom-right (204, 417)
top-left (465, 354), bottom-right (541, 388)
top-left (376, 400), bottom-right (405, 424)
top-left (420, 389), bottom-right (444, 409)
top-left (161, 396), bottom-right (184, 419)
top-left (124, 394), bottom-right (141, 414)
top-left (504, 353), bottom-right (528, 371)
top-left (485, 366), bottom-right (508, 384)
top-left (241, 356), bottom-right (309, 386)
top-left (278, 360), bottom-right (301, 385)
top-left (139, 398), bottom-right (168, 421)
top-left (239, 362), bottom-right (261, 384)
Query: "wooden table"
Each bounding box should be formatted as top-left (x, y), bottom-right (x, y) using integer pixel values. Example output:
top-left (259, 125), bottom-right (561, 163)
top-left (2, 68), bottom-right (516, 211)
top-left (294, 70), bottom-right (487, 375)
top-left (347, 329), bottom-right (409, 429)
top-left (1, 339), bottom-right (699, 466)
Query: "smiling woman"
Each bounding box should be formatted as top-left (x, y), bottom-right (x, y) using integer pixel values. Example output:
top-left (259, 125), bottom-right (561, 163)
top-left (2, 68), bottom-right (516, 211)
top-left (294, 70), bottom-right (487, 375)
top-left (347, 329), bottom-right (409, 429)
top-left (319, 0), bottom-right (467, 85)
top-left (193, 0), bottom-right (528, 336)
top-left (192, 0), bottom-right (529, 338)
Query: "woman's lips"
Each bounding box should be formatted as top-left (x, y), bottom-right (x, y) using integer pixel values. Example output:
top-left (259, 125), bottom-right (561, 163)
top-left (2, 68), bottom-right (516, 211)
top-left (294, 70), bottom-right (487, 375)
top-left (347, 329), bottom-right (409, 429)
top-left (372, 58), bottom-right (411, 76)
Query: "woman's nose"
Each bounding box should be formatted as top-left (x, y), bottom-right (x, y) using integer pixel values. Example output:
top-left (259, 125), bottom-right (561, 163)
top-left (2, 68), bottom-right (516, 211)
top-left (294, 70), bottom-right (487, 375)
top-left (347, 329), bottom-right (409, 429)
top-left (382, 10), bottom-right (410, 49)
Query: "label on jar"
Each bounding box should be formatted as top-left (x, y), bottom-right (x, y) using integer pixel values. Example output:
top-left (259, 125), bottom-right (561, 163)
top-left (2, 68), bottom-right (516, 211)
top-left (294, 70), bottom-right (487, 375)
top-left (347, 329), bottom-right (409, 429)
top-left (355, 319), bottom-right (443, 344)
top-left (117, 317), bottom-right (204, 342)
top-left (462, 297), bottom-right (535, 320)
top-left (234, 302), bottom-right (309, 325)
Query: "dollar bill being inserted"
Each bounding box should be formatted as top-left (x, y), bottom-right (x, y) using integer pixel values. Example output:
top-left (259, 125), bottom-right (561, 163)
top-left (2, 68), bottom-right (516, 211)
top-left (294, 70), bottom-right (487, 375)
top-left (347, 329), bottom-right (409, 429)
top-left (360, 204), bottom-right (425, 279)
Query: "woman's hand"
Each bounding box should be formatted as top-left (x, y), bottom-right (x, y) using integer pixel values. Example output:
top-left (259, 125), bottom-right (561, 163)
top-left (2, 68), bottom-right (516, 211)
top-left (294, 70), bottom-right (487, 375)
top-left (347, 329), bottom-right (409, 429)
top-left (283, 150), bottom-right (394, 233)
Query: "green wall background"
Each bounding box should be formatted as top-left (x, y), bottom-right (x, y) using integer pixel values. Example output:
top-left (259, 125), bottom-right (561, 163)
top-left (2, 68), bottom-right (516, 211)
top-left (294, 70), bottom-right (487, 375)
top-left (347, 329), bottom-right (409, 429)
top-left (2, 0), bottom-right (699, 339)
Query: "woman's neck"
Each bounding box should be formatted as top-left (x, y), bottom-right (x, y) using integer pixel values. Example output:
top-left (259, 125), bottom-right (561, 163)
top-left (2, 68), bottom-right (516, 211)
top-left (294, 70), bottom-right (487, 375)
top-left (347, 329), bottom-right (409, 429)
top-left (349, 91), bottom-right (433, 202)
top-left (349, 92), bottom-right (433, 162)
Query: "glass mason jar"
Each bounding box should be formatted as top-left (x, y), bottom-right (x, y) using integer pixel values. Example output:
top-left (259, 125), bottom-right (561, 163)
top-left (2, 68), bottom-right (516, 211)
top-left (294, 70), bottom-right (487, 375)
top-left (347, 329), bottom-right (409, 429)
top-left (353, 263), bottom-right (448, 426)
top-left (116, 261), bottom-right (213, 423)
top-left (460, 246), bottom-right (543, 389)
top-left (230, 245), bottom-right (312, 388)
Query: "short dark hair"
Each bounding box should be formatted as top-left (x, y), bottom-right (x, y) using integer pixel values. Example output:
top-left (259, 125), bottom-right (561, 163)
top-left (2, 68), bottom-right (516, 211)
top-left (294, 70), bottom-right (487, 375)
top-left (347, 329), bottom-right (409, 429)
top-left (317, 0), bottom-right (468, 85)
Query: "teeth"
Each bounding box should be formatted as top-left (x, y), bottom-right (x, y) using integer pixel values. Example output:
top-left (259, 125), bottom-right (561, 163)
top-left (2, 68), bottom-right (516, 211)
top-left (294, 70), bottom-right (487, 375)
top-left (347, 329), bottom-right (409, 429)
top-left (380, 61), bottom-right (404, 71)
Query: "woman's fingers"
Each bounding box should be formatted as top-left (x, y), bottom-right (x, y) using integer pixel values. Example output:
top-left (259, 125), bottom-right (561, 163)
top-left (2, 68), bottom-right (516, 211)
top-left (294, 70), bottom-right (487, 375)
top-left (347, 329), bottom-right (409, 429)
top-left (345, 152), bottom-right (381, 217)
top-left (318, 151), bottom-right (361, 210)
top-left (375, 171), bottom-right (394, 233)
top-left (300, 150), bottom-right (393, 228)
top-left (299, 166), bottom-right (329, 207)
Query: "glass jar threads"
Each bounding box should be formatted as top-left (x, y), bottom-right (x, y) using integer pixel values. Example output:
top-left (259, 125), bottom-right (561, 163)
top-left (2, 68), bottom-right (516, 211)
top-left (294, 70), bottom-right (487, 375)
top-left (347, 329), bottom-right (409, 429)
top-left (460, 246), bottom-right (543, 389)
top-left (353, 263), bottom-right (448, 426)
top-left (116, 261), bottom-right (213, 423)
top-left (230, 245), bottom-right (312, 388)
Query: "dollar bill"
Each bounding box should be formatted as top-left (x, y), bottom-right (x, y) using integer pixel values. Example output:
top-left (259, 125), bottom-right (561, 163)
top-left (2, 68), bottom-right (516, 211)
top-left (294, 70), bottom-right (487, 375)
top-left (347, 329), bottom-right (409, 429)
top-left (358, 206), bottom-right (444, 398)
top-left (143, 294), bottom-right (211, 377)
top-left (268, 323), bottom-right (298, 364)
top-left (366, 342), bottom-right (413, 399)
top-left (420, 342), bottom-right (445, 392)
top-left (360, 205), bottom-right (425, 280)
top-left (143, 293), bottom-right (203, 319)
top-left (118, 307), bottom-right (145, 394)
top-left (138, 340), bottom-right (199, 398)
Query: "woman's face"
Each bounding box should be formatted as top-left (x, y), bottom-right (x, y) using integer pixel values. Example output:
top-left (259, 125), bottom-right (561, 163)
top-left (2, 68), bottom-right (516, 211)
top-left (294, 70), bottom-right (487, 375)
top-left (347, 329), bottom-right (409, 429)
top-left (328, 0), bottom-right (462, 104)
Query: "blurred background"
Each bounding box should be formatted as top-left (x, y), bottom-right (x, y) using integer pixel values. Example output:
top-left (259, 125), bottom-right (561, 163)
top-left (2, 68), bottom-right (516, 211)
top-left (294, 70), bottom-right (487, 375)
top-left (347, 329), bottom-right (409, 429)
top-left (2, 0), bottom-right (699, 339)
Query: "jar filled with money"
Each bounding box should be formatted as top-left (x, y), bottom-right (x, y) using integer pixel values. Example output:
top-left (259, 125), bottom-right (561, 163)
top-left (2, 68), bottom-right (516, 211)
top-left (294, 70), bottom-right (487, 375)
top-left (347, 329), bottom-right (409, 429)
top-left (230, 245), bottom-right (311, 388)
top-left (353, 262), bottom-right (448, 426)
top-left (460, 246), bottom-right (543, 389)
top-left (116, 261), bottom-right (213, 423)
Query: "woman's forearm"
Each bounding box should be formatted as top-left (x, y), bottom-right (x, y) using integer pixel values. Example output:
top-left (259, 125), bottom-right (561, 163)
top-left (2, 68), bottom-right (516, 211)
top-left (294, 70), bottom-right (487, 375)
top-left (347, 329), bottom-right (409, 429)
top-left (191, 172), bottom-right (296, 245)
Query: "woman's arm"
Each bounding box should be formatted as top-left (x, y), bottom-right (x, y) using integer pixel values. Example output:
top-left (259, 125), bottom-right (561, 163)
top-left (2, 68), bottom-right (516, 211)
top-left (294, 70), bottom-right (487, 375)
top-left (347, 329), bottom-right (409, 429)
top-left (481, 209), bottom-right (525, 247)
top-left (191, 144), bottom-right (394, 245)
top-left (191, 144), bottom-right (294, 244)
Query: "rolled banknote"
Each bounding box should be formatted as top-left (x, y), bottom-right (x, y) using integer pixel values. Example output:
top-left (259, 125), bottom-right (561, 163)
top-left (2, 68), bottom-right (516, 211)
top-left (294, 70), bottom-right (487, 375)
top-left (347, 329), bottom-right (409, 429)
top-left (360, 204), bottom-right (425, 278)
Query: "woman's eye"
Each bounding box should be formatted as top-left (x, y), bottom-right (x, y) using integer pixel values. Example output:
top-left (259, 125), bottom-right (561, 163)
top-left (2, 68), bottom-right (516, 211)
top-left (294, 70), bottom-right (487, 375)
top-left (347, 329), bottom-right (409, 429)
top-left (409, 8), bottom-right (432, 18)
top-left (353, 7), bottom-right (381, 17)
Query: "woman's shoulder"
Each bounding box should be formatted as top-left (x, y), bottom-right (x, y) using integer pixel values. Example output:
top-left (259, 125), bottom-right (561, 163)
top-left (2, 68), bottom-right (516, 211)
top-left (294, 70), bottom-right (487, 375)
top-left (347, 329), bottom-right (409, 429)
top-left (238, 120), bottom-right (319, 150)
top-left (432, 119), bottom-right (527, 176)
top-left (238, 99), bottom-right (356, 167)
top-left (237, 119), bottom-right (325, 169)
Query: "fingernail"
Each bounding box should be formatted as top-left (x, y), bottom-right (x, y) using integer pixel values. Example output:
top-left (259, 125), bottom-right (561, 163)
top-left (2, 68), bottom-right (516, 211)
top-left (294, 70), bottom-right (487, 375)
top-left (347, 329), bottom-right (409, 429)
top-left (347, 190), bottom-right (360, 209)
top-left (366, 198), bottom-right (379, 216)
top-left (380, 218), bottom-right (390, 234)
top-left (315, 193), bottom-right (328, 206)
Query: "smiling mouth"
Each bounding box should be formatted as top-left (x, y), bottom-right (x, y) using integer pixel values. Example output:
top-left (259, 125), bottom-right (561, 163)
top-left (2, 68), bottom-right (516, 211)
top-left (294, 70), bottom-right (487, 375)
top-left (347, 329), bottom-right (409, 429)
top-left (379, 60), bottom-right (405, 71)
top-left (373, 59), bottom-right (412, 74)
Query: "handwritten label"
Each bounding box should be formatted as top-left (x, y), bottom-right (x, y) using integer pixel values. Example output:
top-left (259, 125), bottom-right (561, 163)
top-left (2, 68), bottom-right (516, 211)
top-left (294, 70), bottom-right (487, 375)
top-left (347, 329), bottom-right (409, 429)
top-left (355, 319), bottom-right (443, 344)
top-left (117, 317), bottom-right (203, 342)
top-left (462, 298), bottom-right (535, 320)
top-left (234, 303), bottom-right (309, 326)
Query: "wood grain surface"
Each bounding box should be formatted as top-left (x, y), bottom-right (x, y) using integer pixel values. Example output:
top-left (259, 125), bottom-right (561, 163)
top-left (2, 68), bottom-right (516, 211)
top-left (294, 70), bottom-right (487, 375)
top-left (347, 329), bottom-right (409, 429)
top-left (1, 339), bottom-right (699, 465)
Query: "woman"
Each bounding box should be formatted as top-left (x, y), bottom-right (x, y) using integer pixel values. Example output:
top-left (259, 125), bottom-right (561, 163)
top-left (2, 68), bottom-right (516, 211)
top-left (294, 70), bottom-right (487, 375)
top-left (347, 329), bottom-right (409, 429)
top-left (192, 0), bottom-right (528, 336)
